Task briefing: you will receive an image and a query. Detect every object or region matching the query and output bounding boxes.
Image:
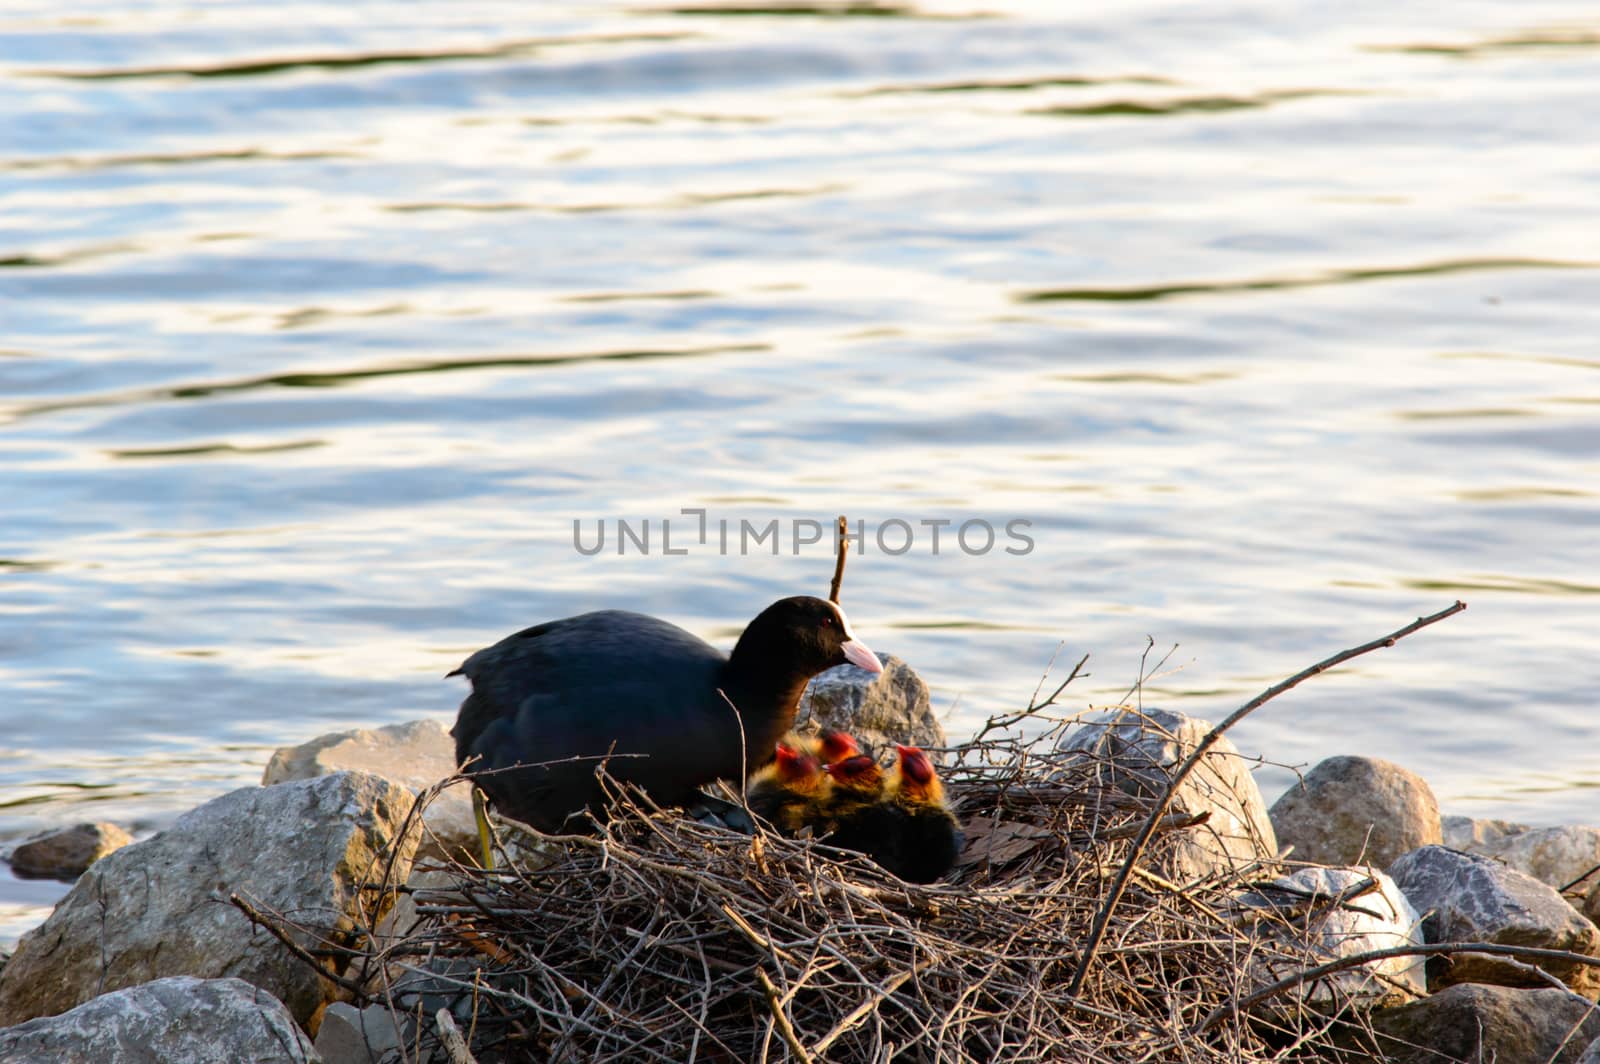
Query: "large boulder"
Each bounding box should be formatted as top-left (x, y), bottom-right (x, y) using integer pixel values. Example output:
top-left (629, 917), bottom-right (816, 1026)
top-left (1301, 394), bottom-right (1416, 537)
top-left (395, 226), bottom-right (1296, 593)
top-left (1269, 756), bottom-right (1440, 868)
top-left (796, 653), bottom-right (945, 757)
top-left (1233, 865), bottom-right (1424, 1009)
top-left (1057, 707), bottom-right (1277, 879)
top-left (0, 771), bottom-right (418, 1029)
top-left (0, 976), bottom-right (320, 1064)
top-left (1389, 844), bottom-right (1600, 996)
top-left (1342, 983), bottom-right (1600, 1064)
top-left (7, 822), bottom-right (133, 881)
top-left (264, 718), bottom-right (473, 861)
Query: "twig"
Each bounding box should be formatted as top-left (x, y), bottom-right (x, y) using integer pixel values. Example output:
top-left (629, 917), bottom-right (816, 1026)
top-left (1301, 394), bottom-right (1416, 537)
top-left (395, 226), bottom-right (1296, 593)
top-left (720, 903), bottom-right (797, 964)
top-left (829, 515), bottom-right (849, 603)
top-left (809, 968), bottom-right (916, 1057)
top-left (1067, 600), bottom-right (1467, 997)
top-left (435, 1009), bottom-right (478, 1064)
top-left (718, 689), bottom-right (752, 807)
top-left (1560, 861), bottom-right (1600, 894)
top-left (1030, 653), bottom-right (1092, 714)
top-left (228, 892), bottom-right (371, 997)
top-left (1099, 810), bottom-right (1210, 841)
top-left (756, 969), bottom-right (815, 1064)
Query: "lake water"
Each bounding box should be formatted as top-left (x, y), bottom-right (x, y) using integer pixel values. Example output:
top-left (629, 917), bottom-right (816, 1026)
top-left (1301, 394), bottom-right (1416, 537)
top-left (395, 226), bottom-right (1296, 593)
top-left (2, 0), bottom-right (1597, 944)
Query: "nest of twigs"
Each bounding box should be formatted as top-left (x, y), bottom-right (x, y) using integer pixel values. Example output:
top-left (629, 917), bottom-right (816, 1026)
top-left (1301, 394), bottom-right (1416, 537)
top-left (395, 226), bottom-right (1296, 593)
top-left (310, 700), bottom-right (1395, 1064)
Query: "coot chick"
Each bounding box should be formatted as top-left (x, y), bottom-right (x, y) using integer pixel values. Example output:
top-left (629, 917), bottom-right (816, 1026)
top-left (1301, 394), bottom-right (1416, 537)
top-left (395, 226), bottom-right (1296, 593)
top-left (450, 596), bottom-right (880, 834)
top-left (797, 729), bottom-right (861, 767)
top-left (880, 744), bottom-right (962, 883)
top-left (747, 742), bottom-right (832, 833)
top-left (817, 753), bottom-right (899, 863)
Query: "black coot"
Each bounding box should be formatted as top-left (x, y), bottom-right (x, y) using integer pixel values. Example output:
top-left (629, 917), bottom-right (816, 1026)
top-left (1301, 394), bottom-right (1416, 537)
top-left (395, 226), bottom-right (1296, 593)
top-left (450, 595), bottom-right (881, 832)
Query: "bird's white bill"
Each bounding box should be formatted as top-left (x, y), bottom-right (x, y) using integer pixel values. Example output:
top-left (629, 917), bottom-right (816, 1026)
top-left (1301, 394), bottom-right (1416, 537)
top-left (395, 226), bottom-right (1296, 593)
top-left (841, 639), bottom-right (883, 674)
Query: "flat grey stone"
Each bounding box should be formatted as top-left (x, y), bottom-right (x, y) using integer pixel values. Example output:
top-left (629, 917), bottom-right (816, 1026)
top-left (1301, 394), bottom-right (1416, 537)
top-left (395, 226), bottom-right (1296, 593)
top-left (0, 976), bottom-right (319, 1064)
top-left (313, 1000), bottom-right (405, 1064)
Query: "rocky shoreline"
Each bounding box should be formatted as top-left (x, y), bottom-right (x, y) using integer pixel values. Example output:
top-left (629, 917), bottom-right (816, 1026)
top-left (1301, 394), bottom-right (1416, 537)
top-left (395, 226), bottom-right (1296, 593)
top-left (3, 657), bottom-right (1598, 1063)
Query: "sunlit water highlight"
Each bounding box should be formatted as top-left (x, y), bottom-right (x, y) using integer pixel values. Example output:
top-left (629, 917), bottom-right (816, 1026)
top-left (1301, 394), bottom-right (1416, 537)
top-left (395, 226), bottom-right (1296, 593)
top-left (2, 0), bottom-right (1598, 942)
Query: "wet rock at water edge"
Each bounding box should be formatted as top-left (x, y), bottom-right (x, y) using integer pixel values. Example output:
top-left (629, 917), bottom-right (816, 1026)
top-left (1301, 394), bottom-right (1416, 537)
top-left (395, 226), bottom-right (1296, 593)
top-left (6, 822), bottom-right (133, 881)
top-left (1441, 814), bottom-right (1600, 894)
top-left (1389, 844), bottom-right (1600, 996)
top-left (1269, 756), bottom-right (1440, 869)
top-left (0, 771), bottom-right (419, 1029)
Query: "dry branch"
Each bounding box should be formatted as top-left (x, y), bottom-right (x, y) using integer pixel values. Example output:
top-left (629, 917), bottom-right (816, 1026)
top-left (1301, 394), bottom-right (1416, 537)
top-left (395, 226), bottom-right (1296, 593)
top-left (1067, 600), bottom-right (1467, 996)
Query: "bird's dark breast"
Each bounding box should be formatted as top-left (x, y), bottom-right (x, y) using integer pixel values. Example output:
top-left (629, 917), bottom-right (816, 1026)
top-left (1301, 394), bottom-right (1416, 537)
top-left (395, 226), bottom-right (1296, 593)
top-left (450, 610), bottom-right (741, 829)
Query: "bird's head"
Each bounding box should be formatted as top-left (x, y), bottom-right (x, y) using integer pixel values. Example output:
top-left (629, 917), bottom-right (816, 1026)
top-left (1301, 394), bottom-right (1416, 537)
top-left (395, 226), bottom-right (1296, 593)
top-left (822, 753), bottom-right (885, 796)
top-left (817, 729), bottom-right (861, 764)
top-left (893, 744), bottom-right (944, 804)
top-left (735, 596), bottom-right (882, 679)
top-left (772, 741), bottom-right (821, 783)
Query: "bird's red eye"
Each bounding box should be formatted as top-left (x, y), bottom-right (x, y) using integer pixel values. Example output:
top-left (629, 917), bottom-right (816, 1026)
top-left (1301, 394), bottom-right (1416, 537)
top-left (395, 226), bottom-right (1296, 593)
top-left (820, 617), bottom-right (833, 627)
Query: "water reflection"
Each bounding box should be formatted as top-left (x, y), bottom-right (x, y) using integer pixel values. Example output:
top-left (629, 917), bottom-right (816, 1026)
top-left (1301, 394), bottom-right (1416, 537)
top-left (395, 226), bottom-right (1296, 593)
top-left (1019, 258), bottom-right (1596, 303)
top-left (3, 0), bottom-right (1600, 946)
top-left (1027, 89), bottom-right (1353, 118)
top-left (1, 345), bottom-right (767, 423)
top-left (1369, 30), bottom-right (1600, 58)
top-left (28, 33), bottom-right (698, 81)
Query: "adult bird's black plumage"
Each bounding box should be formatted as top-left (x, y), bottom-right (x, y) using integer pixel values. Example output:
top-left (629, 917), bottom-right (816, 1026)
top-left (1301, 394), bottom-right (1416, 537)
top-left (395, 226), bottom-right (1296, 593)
top-left (449, 595), bottom-right (881, 833)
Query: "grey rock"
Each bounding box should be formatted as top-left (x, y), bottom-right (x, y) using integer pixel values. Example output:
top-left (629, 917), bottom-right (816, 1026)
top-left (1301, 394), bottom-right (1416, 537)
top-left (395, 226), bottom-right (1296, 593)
top-left (264, 718), bottom-right (473, 862)
top-left (1057, 707), bottom-right (1278, 879)
top-left (313, 1001), bottom-right (405, 1064)
top-left (1578, 1031), bottom-right (1600, 1064)
top-left (1389, 844), bottom-right (1600, 995)
top-left (796, 653), bottom-right (945, 757)
top-left (1442, 814), bottom-right (1600, 895)
top-left (1343, 983), bottom-right (1600, 1064)
top-left (0, 975), bottom-right (320, 1064)
top-left (1233, 865), bottom-right (1424, 1008)
top-left (1269, 756), bottom-right (1440, 868)
top-left (7, 822), bottom-right (133, 881)
top-left (0, 771), bottom-right (419, 1028)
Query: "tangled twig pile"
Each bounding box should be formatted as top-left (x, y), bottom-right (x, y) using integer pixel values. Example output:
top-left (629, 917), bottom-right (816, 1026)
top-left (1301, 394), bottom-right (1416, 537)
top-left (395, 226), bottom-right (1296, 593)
top-left (233, 605), bottom-right (1483, 1061)
top-left (333, 710), bottom-right (1386, 1064)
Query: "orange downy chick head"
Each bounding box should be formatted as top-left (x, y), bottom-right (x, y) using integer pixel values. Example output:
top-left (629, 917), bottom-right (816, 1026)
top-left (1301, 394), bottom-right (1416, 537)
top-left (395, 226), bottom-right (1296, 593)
top-left (894, 744), bottom-right (944, 804)
top-left (817, 730), bottom-right (860, 765)
top-left (773, 742), bottom-right (821, 783)
top-left (822, 753), bottom-right (883, 795)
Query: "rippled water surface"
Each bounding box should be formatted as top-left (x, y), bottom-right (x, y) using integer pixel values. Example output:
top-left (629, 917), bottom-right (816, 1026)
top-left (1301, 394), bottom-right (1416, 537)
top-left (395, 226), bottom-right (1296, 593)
top-left (3, 0), bottom-right (1598, 941)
